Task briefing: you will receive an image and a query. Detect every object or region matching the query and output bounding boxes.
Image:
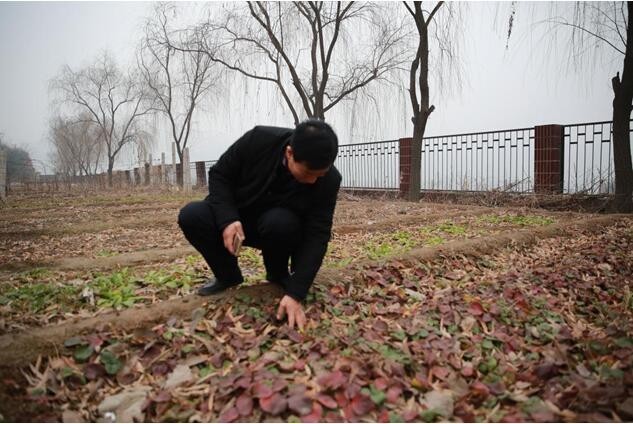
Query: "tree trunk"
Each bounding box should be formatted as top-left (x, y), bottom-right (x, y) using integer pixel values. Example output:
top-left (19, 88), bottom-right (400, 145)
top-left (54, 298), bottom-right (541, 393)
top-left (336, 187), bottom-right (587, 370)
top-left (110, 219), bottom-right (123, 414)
top-left (407, 118), bottom-right (428, 201)
top-left (176, 147), bottom-right (184, 187)
top-left (107, 158), bottom-right (114, 188)
top-left (610, 2), bottom-right (633, 213)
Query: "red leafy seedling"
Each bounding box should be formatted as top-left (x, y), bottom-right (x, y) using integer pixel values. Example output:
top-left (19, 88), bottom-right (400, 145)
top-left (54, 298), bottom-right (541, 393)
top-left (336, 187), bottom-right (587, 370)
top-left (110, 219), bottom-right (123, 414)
top-left (373, 378), bottom-right (389, 391)
top-left (316, 394), bottom-right (337, 409)
top-left (351, 393), bottom-right (374, 416)
top-left (252, 381), bottom-right (274, 399)
top-left (468, 301), bottom-right (485, 316)
top-left (301, 402), bottom-right (323, 423)
top-left (386, 386), bottom-right (403, 404)
top-left (431, 366), bottom-right (450, 381)
top-left (288, 394), bottom-right (313, 416)
top-left (334, 390), bottom-right (349, 407)
top-left (84, 363), bottom-right (106, 380)
top-left (236, 393), bottom-right (254, 416)
top-left (403, 408), bottom-right (419, 421)
top-left (317, 370), bottom-right (347, 391)
top-left (219, 407), bottom-right (239, 423)
top-left (259, 393), bottom-right (288, 415)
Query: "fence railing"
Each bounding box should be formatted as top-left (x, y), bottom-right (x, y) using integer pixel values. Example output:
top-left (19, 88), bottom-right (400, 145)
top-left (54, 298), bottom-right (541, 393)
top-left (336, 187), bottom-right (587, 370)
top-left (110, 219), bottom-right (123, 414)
top-left (419, 127), bottom-right (534, 193)
top-left (335, 140), bottom-right (400, 190)
top-left (562, 120), bottom-right (624, 195)
top-left (335, 119), bottom-right (631, 195)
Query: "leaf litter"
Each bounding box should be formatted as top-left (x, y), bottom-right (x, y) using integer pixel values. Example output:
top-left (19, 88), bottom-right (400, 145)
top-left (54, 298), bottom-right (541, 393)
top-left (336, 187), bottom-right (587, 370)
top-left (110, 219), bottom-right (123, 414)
top-left (6, 217), bottom-right (631, 421)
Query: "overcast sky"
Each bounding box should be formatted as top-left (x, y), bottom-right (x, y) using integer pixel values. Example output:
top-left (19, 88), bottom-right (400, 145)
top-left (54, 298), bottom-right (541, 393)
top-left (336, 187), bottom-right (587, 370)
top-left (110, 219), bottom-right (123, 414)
top-left (0, 1), bottom-right (619, 173)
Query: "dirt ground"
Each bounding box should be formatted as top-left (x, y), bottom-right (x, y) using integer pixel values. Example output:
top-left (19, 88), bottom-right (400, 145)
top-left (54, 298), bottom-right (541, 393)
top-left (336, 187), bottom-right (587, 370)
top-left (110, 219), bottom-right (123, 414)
top-left (0, 189), bottom-right (631, 422)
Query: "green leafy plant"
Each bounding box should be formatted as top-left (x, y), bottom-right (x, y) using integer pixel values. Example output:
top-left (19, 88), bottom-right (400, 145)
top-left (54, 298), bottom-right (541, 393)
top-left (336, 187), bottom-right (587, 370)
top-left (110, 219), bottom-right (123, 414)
top-left (90, 268), bottom-right (140, 309)
top-left (0, 282), bottom-right (79, 313)
top-left (365, 241), bottom-right (394, 260)
top-left (479, 214), bottom-right (554, 226)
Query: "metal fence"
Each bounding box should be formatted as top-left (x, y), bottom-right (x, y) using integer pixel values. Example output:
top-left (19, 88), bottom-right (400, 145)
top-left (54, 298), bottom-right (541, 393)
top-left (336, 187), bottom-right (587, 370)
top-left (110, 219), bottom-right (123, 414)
top-left (334, 120), bottom-right (631, 195)
top-left (420, 128), bottom-right (534, 192)
top-left (334, 140), bottom-right (400, 190)
top-left (8, 120), bottom-right (630, 196)
top-left (562, 120), bottom-right (631, 195)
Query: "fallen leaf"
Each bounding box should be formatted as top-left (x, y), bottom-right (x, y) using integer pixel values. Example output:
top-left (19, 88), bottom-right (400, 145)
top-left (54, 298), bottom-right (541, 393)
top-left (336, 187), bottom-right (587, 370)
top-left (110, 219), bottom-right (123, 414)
top-left (97, 385), bottom-right (151, 423)
top-left (62, 410), bottom-right (83, 423)
top-left (163, 364), bottom-right (193, 390)
top-left (152, 390), bottom-right (171, 403)
top-left (422, 389), bottom-right (454, 418)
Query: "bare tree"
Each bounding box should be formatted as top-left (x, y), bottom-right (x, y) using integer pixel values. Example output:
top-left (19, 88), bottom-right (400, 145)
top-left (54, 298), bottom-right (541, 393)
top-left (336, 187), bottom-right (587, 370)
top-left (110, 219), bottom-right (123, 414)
top-left (139, 3), bottom-right (218, 185)
top-left (51, 51), bottom-right (156, 186)
top-left (49, 113), bottom-right (104, 177)
top-left (183, 1), bottom-right (409, 125)
top-left (403, 1), bottom-right (461, 201)
top-left (508, 2), bottom-right (632, 212)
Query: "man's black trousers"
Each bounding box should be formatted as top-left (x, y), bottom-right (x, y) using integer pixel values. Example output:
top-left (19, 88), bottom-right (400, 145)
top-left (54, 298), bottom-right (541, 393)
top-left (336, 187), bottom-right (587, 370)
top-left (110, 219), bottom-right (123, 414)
top-left (178, 201), bottom-right (301, 285)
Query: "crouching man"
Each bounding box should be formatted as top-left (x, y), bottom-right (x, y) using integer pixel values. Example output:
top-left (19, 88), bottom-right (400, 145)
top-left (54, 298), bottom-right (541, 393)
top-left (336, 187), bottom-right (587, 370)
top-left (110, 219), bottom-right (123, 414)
top-left (178, 119), bottom-right (341, 330)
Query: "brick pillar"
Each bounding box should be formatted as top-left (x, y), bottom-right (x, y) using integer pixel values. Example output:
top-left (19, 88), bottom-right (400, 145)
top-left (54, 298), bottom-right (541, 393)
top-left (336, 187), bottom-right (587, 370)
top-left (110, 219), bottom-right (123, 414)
top-left (196, 161), bottom-right (207, 188)
top-left (399, 138), bottom-right (412, 197)
top-left (534, 125), bottom-right (564, 193)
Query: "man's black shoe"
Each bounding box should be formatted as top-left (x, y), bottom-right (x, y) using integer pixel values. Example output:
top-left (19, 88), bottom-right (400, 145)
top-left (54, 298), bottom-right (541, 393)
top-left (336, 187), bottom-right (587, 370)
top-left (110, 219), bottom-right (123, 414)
top-left (197, 278), bottom-right (240, 296)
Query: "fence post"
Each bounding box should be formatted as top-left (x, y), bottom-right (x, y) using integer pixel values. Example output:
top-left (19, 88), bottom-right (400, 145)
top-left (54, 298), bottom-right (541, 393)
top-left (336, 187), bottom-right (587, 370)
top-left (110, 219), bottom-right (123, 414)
top-left (196, 161), bottom-right (206, 188)
top-left (161, 152), bottom-right (166, 186)
top-left (144, 162), bottom-right (150, 187)
top-left (183, 147), bottom-right (192, 193)
top-left (534, 125), bottom-right (564, 194)
top-left (399, 138), bottom-right (412, 198)
top-left (172, 143), bottom-right (178, 187)
top-left (0, 149), bottom-right (6, 202)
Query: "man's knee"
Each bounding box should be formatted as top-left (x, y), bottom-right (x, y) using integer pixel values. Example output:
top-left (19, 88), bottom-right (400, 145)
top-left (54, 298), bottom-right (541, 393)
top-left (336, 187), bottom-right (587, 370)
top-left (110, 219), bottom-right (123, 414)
top-left (177, 202), bottom-right (195, 230)
top-left (258, 208), bottom-right (301, 245)
top-left (178, 201), bottom-right (213, 235)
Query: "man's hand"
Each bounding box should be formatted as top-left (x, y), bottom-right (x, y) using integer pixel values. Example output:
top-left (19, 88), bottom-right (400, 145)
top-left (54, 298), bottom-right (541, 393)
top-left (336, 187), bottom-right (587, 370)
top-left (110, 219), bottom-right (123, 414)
top-left (222, 221), bottom-right (245, 256)
top-left (276, 295), bottom-right (306, 330)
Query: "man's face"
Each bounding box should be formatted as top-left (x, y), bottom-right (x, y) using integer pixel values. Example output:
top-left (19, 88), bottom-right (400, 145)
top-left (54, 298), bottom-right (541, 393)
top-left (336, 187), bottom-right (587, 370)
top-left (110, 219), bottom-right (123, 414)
top-left (285, 145), bottom-right (329, 184)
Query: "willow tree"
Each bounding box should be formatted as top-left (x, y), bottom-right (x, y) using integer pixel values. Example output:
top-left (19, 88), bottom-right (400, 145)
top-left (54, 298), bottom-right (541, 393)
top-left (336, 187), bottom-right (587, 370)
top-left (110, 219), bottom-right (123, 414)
top-left (508, 2), bottom-right (632, 212)
top-left (186, 2), bottom-right (409, 124)
top-left (51, 52), bottom-right (156, 186)
top-left (139, 3), bottom-right (219, 185)
top-left (403, 1), bottom-right (461, 201)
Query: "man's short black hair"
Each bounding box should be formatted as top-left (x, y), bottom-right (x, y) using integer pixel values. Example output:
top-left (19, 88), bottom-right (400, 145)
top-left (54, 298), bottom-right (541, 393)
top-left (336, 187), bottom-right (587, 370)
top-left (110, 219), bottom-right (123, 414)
top-left (290, 119), bottom-right (338, 170)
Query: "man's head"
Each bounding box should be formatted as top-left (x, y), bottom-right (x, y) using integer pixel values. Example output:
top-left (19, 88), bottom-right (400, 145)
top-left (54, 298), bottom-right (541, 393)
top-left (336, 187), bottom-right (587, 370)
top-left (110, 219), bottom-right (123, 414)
top-left (286, 119), bottom-right (338, 184)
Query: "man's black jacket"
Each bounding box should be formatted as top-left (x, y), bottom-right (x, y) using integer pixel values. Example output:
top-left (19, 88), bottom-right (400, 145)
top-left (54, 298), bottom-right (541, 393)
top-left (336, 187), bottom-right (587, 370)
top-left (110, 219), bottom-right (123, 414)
top-left (205, 125), bottom-right (341, 301)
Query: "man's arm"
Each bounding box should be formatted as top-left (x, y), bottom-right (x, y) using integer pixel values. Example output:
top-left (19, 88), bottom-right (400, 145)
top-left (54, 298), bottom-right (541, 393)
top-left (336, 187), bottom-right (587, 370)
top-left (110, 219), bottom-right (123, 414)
top-left (207, 129), bottom-right (253, 230)
top-left (284, 171), bottom-right (342, 302)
